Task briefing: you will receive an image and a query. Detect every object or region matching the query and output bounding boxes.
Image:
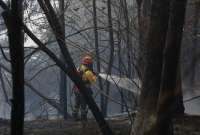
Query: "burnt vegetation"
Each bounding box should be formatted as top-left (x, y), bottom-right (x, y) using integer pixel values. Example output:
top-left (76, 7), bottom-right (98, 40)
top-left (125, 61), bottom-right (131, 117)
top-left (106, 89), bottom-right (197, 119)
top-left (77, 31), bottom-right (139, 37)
top-left (0, 0), bottom-right (200, 135)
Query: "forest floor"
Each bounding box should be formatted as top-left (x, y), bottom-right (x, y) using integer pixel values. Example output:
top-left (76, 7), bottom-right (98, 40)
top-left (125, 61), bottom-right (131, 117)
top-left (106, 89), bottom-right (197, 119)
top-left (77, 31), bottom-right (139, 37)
top-left (174, 114), bottom-right (200, 135)
top-left (0, 116), bottom-right (131, 135)
top-left (0, 114), bottom-right (200, 135)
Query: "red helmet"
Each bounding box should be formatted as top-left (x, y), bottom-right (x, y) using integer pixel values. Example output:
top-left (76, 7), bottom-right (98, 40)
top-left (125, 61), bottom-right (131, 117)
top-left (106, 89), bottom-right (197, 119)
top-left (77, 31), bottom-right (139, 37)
top-left (81, 55), bottom-right (93, 65)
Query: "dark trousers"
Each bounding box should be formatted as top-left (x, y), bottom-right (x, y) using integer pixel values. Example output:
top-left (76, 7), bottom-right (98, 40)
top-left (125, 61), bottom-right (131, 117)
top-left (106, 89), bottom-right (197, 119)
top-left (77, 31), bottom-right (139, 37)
top-left (73, 91), bottom-right (88, 121)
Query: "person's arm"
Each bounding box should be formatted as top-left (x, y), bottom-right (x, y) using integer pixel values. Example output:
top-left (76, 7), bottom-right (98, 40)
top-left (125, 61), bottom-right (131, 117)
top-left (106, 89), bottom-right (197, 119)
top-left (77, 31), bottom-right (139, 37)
top-left (82, 70), bottom-right (97, 84)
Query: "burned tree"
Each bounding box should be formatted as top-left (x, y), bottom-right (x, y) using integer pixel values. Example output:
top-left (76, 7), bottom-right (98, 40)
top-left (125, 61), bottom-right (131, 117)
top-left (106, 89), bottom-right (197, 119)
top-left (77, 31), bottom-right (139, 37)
top-left (157, 0), bottom-right (187, 135)
top-left (2, 0), bottom-right (25, 135)
top-left (131, 0), bottom-right (171, 134)
top-left (58, 0), bottom-right (68, 120)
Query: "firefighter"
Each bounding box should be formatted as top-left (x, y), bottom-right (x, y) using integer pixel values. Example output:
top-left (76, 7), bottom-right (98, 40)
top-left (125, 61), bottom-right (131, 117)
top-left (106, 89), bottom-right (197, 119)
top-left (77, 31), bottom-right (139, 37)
top-left (72, 54), bottom-right (97, 121)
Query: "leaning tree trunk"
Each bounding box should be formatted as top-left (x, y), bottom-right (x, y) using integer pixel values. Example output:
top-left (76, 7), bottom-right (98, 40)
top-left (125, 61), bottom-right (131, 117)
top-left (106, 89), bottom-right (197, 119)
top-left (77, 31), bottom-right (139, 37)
top-left (156, 0), bottom-right (187, 135)
top-left (131, 0), bottom-right (170, 135)
top-left (2, 0), bottom-right (25, 135)
top-left (37, 1), bottom-right (114, 135)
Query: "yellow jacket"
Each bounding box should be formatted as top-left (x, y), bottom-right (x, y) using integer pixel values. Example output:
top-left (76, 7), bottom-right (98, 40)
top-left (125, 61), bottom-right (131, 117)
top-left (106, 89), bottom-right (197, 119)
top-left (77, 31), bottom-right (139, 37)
top-left (79, 65), bottom-right (97, 84)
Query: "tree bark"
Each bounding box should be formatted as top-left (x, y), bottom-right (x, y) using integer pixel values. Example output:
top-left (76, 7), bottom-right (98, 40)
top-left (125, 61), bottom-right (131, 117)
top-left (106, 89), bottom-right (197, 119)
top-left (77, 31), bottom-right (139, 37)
top-left (116, 12), bottom-right (124, 112)
top-left (156, 0), bottom-right (187, 135)
top-left (0, 67), bottom-right (10, 105)
top-left (131, 0), bottom-right (170, 134)
top-left (2, 0), bottom-right (25, 134)
top-left (92, 0), bottom-right (105, 116)
top-left (190, 1), bottom-right (200, 85)
top-left (58, 0), bottom-right (68, 120)
top-left (121, 0), bottom-right (132, 77)
top-left (120, 0), bottom-right (135, 109)
top-left (137, 0), bottom-right (151, 77)
top-left (104, 0), bottom-right (115, 117)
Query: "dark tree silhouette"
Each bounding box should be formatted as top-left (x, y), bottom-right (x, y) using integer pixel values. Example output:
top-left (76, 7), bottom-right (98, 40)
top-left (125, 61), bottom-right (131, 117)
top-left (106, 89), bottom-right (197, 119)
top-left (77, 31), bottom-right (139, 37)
top-left (2, 0), bottom-right (25, 135)
top-left (58, 0), bottom-right (68, 120)
top-left (157, 0), bottom-right (187, 134)
top-left (132, 0), bottom-right (171, 134)
top-left (104, 0), bottom-right (115, 117)
top-left (92, 0), bottom-right (105, 116)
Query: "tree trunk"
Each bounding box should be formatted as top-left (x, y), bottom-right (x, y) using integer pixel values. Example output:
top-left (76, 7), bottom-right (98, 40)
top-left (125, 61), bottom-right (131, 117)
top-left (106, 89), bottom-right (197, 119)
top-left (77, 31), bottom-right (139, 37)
top-left (131, 0), bottom-right (170, 135)
top-left (137, 0), bottom-right (151, 77)
top-left (2, 0), bottom-right (25, 134)
top-left (156, 0), bottom-right (187, 135)
top-left (0, 67), bottom-right (10, 105)
top-left (120, 0), bottom-right (135, 109)
top-left (104, 0), bottom-right (115, 117)
top-left (116, 13), bottom-right (124, 112)
top-left (190, 1), bottom-right (200, 85)
top-left (121, 0), bottom-right (132, 77)
top-left (58, 0), bottom-right (68, 120)
top-left (92, 0), bottom-right (105, 116)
